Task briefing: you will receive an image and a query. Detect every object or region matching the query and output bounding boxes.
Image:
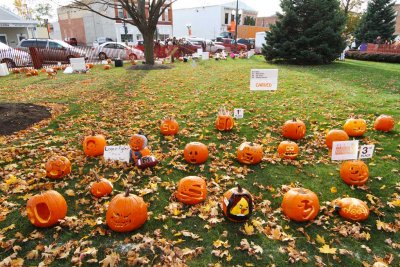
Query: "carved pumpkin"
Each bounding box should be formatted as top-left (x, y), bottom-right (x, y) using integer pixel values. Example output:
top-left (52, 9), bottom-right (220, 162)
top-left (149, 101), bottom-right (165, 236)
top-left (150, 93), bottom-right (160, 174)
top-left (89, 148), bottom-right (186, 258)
top-left (103, 64), bottom-right (111, 70)
top-left (175, 176), bottom-right (207, 205)
top-left (106, 189), bottom-right (148, 232)
top-left (340, 160), bottom-right (369, 186)
top-left (215, 107), bottom-right (234, 131)
top-left (26, 190), bottom-right (67, 227)
top-left (90, 176), bottom-right (113, 198)
top-left (374, 115), bottom-right (395, 132)
top-left (343, 118), bottom-right (367, 137)
top-left (184, 142), bottom-right (208, 164)
top-left (326, 129), bottom-right (349, 149)
top-left (282, 118), bottom-right (306, 140)
top-left (281, 188), bottom-right (319, 222)
top-left (277, 141), bottom-right (299, 160)
top-left (222, 184), bottom-right (253, 222)
top-left (45, 156), bottom-right (71, 179)
top-left (334, 197), bottom-right (369, 221)
top-left (236, 142), bottom-right (263, 165)
top-left (83, 133), bottom-right (107, 157)
top-left (160, 118), bottom-right (179, 136)
top-left (132, 147), bottom-right (151, 164)
top-left (129, 131), bottom-right (148, 151)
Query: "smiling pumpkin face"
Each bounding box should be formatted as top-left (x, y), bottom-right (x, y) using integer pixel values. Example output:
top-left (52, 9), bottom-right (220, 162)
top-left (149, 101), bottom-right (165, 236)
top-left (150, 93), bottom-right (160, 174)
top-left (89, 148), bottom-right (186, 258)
top-left (129, 132), bottom-right (148, 151)
top-left (83, 134), bottom-right (107, 157)
top-left (340, 160), bottom-right (369, 186)
top-left (281, 188), bottom-right (320, 222)
top-left (183, 142), bottom-right (208, 164)
top-left (277, 141), bottom-right (299, 160)
top-left (343, 118), bottom-right (367, 137)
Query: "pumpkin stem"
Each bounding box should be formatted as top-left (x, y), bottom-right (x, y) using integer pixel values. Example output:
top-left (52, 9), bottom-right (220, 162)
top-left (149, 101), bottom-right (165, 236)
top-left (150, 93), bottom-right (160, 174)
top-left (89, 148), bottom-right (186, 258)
top-left (91, 130), bottom-right (95, 136)
top-left (237, 184), bottom-right (243, 192)
top-left (125, 188), bottom-right (130, 197)
top-left (334, 205), bottom-right (341, 213)
top-left (138, 129), bottom-right (144, 135)
top-left (292, 117), bottom-right (296, 122)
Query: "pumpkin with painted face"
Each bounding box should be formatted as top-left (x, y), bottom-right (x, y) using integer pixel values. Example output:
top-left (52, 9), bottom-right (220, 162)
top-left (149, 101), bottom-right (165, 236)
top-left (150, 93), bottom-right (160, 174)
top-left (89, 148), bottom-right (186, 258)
top-left (129, 131), bottom-right (148, 151)
top-left (277, 141), bottom-right (299, 159)
top-left (334, 197), bottom-right (369, 221)
top-left (183, 142), bottom-right (208, 164)
top-left (175, 176), bottom-right (207, 205)
top-left (83, 133), bottom-right (107, 157)
top-left (340, 160), bottom-right (369, 186)
top-left (282, 118), bottom-right (306, 140)
top-left (326, 129), bottom-right (349, 149)
top-left (215, 107), bottom-right (234, 131)
top-left (281, 188), bottom-right (319, 222)
top-left (237, 142), bottom-right (263, 165)
top-left (106, 189), bottom-right (148, 232)
top-left (26, 190), bottom-right (67, 227)
top-left (45, 156), bottom-right (71, 179)
top-left (160, 118), bottom-right (179, 136)
top-left (90, 177), bottom-right (113, 198)
top-left (374, 115), bottom-right (395, 132)
top-left (222, 184), bottom-right (253, 222)
top-left (343, 118), bottom-right (367, 137)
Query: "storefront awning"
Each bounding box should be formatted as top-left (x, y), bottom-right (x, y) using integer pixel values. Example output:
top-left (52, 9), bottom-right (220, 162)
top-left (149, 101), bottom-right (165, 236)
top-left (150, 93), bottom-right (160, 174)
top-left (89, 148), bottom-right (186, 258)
top-left (0, 19), bottom-right (38, 28)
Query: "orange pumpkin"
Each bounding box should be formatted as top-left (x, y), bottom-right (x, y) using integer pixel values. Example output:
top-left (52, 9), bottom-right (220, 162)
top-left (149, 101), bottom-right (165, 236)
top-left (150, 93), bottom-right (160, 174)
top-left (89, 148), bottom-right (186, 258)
top-left (132, 147), bottom-right (151, 164)
top-left (282, 118), bottom-right (306, 140)
top-left (40, 68), bottom-right (47, 73)
top-left (343, 118), bottom-right (367, 137)
top-left (90, 177), bottom-right (113, 198)
top-left (281, 188), bottom-right (319, 222)
top-left (129, 131), bottom-right (148, 151)
top-left (326, 129), bottom-right (349, 149)
top-left (103, 64), bottom-right (111, 70)
top-left (45, 156), bottom-right (71, 179)
top-left (83, 134), bottom-right (107, 157)
top-left (277, 141), bottom-right (299, 159)
top-left (215, 107), bottom-right (234, 131)
top-left (160, 118), bottom-right (179, 136)
top-left (106, 189), bottom-right (148, 232)
top-left (86, 63), bottom-right (94, 69)
top-left (334, 197), bottom-right (369, 221)
top-left (30, 69), bottom-right (39, 76)
top-left (236, 142), bottom-right (263, 165)
top-left (374, 115), bottom-right (395, 132)
top-left (222, 184), bottom-right (253, 222)
top-left (340, 160), bottom-right (369, 186)
top-left (175, 176), bottom-right (207, 205)
top-left (183, 142), bottom-right (208, 164)
top-left (26, 190), bottom-right (67, 227)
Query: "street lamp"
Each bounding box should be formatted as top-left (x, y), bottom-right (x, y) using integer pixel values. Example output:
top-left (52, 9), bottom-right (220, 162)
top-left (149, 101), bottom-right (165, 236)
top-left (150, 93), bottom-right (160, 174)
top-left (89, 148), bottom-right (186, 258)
top-left (231, 2), bottom-right (242, 45)
top-left (123, 14), bottom-right (128, 44)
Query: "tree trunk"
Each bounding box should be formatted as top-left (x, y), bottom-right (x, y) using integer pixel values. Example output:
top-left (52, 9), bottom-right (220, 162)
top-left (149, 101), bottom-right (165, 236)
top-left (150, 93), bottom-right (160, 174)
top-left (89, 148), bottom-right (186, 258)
top-left (143, 31), bottom-right (155, 65)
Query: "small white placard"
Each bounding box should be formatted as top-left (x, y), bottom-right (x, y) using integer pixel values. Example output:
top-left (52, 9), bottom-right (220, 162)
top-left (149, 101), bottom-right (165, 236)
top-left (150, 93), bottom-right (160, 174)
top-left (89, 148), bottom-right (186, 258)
top-left (101, 60), bottom-right (108, 64)
top-left (202, 52), bottom-right (209, 60)
top-left (0, 63), bottom-right (10, 76)
top-left (359, 145), bottom-right (375, 159)
top-left (234, 108), bottom-right (244, 119)
top-left (70, 57), bottom-right (86, 71)
top-left (57, 62), bottom-right (62, 66)
top-left (247, 50), bottom-right (255, 59)
top-left (250, 69), bottom-right (279, 91)
top-left (197, 48), bottom-right (203, 55)
top-left (332, 140), bottom-right (359, 161)
top-left (104, 146), bottom-right (131, 163)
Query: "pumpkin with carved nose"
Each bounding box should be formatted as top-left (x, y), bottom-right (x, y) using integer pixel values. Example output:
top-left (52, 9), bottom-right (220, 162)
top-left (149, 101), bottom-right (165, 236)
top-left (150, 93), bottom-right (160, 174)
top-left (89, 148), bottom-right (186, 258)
top-left (277, 141), bottom-right (299, 160)
top-left (340, 160), bottom-right (369, 186)
top-left (281, 188), bottom-right (320, 222)
top-left (236, 142), bottom-right (263, 165)
top-left (183, 142), bottom-right (208, 164)
top-left (175, 176), bottom-right (207, 205)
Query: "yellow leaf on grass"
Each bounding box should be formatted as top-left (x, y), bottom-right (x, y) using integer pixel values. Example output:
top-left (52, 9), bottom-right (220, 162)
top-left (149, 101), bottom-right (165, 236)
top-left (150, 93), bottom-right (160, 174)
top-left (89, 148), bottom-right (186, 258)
top-left (316, 234), bottom-right (326, 244)
top-left (330, 187), bottom-right (337, 193)
top-left (319, 244), bottom-right (337, 254)
top-left (5, 175), bottom-right (18, 185)
top-left (243, 223), bottom-right (254, 235)
top-left (65, 189), bottom-right (75, 196)
top-left (380, 185), bottom-right (386, 190)
top-left (389, 199), bottom-right (400, 207)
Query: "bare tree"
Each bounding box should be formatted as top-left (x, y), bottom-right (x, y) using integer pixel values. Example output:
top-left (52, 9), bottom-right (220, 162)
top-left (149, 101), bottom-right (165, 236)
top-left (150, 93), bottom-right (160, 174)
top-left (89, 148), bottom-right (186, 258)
top-left (340, 0), bottom-right (364, 15)
top-left (70, 0), bottom-right (176, 65)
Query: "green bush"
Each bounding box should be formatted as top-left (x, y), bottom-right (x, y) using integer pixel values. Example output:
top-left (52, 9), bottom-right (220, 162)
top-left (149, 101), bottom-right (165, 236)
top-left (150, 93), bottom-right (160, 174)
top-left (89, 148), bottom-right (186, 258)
top-left (345, 51), bottom-right (400, 63)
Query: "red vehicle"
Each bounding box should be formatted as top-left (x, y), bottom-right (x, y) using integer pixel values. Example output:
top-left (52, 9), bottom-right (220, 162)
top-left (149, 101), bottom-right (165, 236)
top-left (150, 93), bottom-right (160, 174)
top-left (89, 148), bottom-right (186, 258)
top-left (214, 37), bottom-right (247, 53)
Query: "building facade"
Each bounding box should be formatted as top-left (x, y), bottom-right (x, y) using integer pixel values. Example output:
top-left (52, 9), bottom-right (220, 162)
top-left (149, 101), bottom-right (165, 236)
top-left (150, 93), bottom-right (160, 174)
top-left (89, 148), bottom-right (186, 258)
top-left (256, 16), bottom-right (277, 28)
top-left (395, 4), bottom-right (400, 36)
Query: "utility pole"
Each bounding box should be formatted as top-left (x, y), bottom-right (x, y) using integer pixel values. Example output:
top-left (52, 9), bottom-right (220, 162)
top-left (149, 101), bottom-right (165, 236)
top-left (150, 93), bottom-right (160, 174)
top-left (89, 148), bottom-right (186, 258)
top-left (235, 0), bottom-right (239, 45)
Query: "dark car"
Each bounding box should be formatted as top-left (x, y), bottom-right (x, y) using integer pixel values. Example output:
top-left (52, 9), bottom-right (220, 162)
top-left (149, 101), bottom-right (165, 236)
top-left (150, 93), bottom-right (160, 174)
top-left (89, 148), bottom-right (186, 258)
top-left (64, 37), bottom-right (78, 46)
top-left (237, 38), bottom-right (255, 50)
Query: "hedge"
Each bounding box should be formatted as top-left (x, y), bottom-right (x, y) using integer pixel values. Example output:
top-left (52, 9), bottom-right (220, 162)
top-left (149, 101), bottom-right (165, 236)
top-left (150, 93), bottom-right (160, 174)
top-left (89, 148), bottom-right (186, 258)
top-left (345, 51), bottom-right (400, 63)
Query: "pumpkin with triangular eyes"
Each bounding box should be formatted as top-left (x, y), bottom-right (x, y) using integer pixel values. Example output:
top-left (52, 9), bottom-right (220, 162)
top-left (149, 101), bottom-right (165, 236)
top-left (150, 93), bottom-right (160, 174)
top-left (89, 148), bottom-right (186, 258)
top-left (237, 142), bottom-right (263, 165)
top-left (340, 160), bottom-right (369, 186)
top-left (281, 188), bottom-right (319, 222)
top-left (45, 156), bottom-right (71, 179)
top-left (221, 185), bottom-right (253, 222)
top-left (183, 142), bottom-right (208, 164)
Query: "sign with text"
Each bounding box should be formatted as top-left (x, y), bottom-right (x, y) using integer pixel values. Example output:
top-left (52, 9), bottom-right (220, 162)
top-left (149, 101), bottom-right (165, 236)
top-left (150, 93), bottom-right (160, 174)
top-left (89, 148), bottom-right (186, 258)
top-left (331, 140), bottom-right (359, 161)
top-left (250, 69), bottom-right (279, 91)
top-left (103, 146), bottom-right (131, 163)
top-left (234, 108), bottom-right (244, 119)
top-left (359, 145), bottom-right (375, 159)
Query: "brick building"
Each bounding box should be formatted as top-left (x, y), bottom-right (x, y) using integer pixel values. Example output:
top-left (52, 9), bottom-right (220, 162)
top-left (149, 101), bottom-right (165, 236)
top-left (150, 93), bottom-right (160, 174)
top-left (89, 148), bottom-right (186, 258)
top-left (256, 16), bottom-right (277, 28)
top-left (395, 4), bottom-right (400, 36)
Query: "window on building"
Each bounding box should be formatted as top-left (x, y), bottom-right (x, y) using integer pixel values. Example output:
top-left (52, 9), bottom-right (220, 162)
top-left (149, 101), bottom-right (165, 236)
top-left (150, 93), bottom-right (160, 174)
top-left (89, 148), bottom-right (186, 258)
top-left (117, 8), bottom-right (124, 18)
top-left (225, 13), bottom-right (229, 24)
top-left (165, 7), bottom-right (169, 21)
top-left (231, 14), bottom-right (235, 22)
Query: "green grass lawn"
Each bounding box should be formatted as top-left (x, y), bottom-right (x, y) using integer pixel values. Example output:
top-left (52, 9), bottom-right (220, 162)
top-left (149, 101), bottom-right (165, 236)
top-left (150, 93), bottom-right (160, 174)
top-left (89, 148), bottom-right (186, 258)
top-left (0, 57), bottom-right (399, 266)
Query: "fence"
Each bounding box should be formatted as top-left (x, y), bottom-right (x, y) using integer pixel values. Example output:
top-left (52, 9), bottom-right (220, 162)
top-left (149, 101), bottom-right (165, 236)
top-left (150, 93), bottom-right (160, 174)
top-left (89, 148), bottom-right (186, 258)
top-left (366, 43), bottom-right (400, 54)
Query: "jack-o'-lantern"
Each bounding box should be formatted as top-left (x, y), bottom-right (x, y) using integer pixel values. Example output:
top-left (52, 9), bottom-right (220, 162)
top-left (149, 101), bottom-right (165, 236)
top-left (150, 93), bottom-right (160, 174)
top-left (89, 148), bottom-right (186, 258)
top-left (282, 118), bottom-right (306, 140)
top-left (277, 141), bottom-right (299, 160)
top-left (83, 133), bottom-right (107, 157)
top-left (215, 107), bottom-right (234, 131)
top-left (175, 176), bottom-right (207, 205)
top-left (45, 156), bottom-right (71, 179)
top-left (326, 129), bottom-right (349, 149)
top-left (160, 117), bottom-right (179, 136)
top-left (334, 197), bottom-right (369, 221)
top-left (222, 184), bottom-right (253, 222)
top-left (103, 64), bottom-right (111, 70)
top-left (90, 175), bottom-right (113, 198)
top-left (340, 160), bottom-right (369, 186)
top-left (343, 118), bottom-right (367, 137)
top-left (184, 142), bottom-right (208, 164)
top-left (281, 188), bottom-right (319, 222)
top-left (129, 131), bottom-right (148, 151)
top-left (26, 190), bottom-right (67, 227)
top-left (374, 115), bottom-right (395, 132)
top-left (106, 189), bottom-right (148, 232)
top-left (132, 147), bottom-right (151, 164)
top-left (236, 142), bottom-right (263, 165)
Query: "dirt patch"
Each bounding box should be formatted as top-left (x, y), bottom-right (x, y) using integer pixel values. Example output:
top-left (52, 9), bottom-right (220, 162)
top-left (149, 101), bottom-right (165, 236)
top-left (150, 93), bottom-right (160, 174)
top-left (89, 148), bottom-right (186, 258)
top-left (0, 103), bottom-right (52, 136)
top-left (127, 64), bottom-right (174, 71)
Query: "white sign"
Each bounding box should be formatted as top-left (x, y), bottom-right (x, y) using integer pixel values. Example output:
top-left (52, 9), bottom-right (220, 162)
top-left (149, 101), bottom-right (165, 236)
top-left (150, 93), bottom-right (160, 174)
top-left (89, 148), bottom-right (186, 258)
top-left (57, 62), bottom-right (62, 66)
top-left (70, 57), bottom-right (86, 71)
top-left (331, 140), bottom-right (359, 161)
top-left (250, 69), bottom-right (279, 91)
top-left (234, 108), bottom-right (244, 119)
top-left (359, 145), bottom-right (375, 159)
top-left (247, 50), bottom-right (255, 59)
top-left (104, 146), bottom-right (131, 163)
top-left (197, 48), bottom-right (203, 55)
top-left (202, 52), bottom-right (210, 60)
top-left (0, 63), bottom-right (10, 76)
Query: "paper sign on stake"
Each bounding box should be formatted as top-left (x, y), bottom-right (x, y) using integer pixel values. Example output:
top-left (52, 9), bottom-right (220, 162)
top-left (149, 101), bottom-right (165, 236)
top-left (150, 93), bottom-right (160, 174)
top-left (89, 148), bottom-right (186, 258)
top-left (331, 140), bottom-right (359, 161)
top-left (359, 145), bottom-right (375, 159)
top-left (234, 108), bottom-right (244, 119)
top-left (103, 146), bottom-right (131, 163)
top-left (250, 69), bottom-right (279, 91)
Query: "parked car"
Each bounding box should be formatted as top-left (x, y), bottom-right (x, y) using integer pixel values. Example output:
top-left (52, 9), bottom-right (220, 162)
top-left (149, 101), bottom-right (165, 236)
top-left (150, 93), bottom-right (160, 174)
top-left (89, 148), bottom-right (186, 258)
top-left (64, 37), bottom-right (78, 46)
top-left (187, 38), bottom-right (225, 53)
top-left (214, 38), bottom-right (247, 53)
top-left (17, 39), bottom-right (88, 63)
top-left (237, 38), bottom-right (255, 50)
top-left (95, 37), bottom-right (114, 45)
top-left (92, 42), bottom-right (144, 60)
top-left (0, 42), bottom-right (31, 68)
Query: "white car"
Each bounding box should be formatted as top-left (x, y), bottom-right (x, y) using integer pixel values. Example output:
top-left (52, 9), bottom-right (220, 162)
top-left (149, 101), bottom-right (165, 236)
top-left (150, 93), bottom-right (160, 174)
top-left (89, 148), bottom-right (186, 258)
top-left (92, 42), bottom-right (144, 60)
top-left (0, 42), bottom-right (31, 68)
top-left (188, 38), bottom-right (225, 53)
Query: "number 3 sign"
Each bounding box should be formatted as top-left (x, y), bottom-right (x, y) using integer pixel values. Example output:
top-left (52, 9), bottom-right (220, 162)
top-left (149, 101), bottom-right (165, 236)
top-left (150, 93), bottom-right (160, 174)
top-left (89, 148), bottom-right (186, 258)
top-left (359, 145), bottom-right (375, 159)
